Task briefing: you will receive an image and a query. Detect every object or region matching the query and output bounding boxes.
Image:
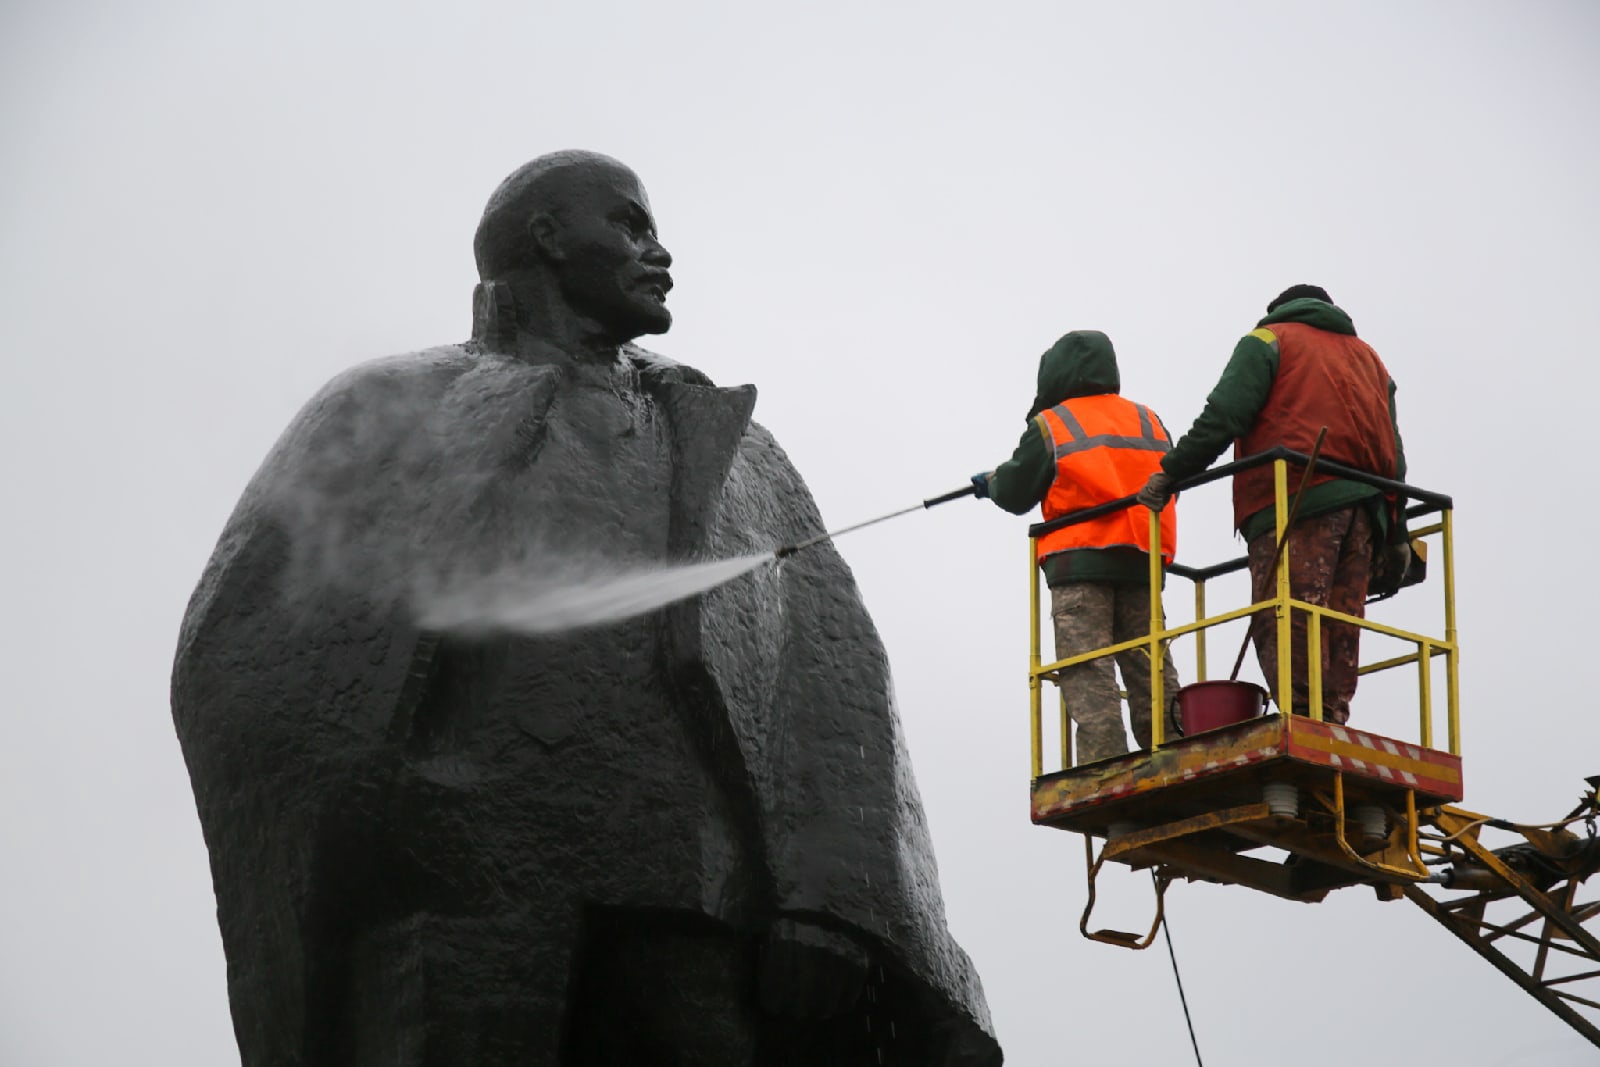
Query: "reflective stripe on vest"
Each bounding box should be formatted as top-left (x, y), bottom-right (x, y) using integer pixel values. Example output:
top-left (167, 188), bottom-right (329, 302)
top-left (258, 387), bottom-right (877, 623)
top-left (1049, 401), bottom-right (1173, 458)
top-left (1036, 395), bottom-right (1177, 566)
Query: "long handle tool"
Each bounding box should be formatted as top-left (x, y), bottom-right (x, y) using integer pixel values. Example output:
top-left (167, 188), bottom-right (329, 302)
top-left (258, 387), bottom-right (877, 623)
top-left (775, 484), bottom-right (977, 559)
top-left (1229, 427), bottom-right (1327, 681)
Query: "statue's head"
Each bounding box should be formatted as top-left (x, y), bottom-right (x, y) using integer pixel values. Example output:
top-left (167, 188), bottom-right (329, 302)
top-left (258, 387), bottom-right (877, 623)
top-left (474, 151), bottom-right (674, 342)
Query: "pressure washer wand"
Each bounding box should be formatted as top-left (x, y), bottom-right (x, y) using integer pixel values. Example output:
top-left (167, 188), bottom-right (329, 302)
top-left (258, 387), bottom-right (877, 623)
top-left (774, 484), bottom-right (978, 559)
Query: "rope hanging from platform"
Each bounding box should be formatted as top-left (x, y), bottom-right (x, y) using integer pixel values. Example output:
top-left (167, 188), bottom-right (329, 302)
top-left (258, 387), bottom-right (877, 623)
top-left (1157, 871), bottom-right (1205, 1067)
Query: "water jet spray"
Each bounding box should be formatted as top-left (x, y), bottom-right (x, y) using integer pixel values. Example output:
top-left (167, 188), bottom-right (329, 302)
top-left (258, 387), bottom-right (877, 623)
top-left (420, 485), bottom-right (979, 638)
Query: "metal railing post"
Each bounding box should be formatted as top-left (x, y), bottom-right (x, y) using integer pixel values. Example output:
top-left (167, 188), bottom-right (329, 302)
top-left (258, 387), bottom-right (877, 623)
top-left (1274, 459), bottom-right (1292, 710)
top-left (1307, 610), bottom-right (1323, 722)
top-left (1029, 536), bottom-right (1043, 778)
top-left (1149, 507), bottom-right (1166, 748)
top-left (1442, 509), bottom-right (1460, 755)
top-left (1418, 640), bottom-right (1434, 749)
top-left (1060, 691), bottom-right (1071, 770)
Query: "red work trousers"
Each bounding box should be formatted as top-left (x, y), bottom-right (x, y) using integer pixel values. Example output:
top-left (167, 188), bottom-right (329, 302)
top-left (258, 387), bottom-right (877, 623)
top-left (1247, 506), bottom-right (1373, 725)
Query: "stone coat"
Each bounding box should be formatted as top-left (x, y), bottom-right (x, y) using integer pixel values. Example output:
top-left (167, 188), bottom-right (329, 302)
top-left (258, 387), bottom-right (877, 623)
top-left (172, 341), bottom-right (1000, 1064)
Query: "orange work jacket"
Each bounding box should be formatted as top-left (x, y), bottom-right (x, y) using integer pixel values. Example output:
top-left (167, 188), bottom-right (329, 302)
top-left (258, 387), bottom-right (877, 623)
top-left (1036, 394), bottom-right (1177, 565)
top-left (1232, 322), bottom-right (1398, 528)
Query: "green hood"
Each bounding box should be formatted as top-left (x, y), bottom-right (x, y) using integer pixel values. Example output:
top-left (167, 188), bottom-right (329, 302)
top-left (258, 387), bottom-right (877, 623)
top-left (1027, 330), bottom-right (1121, 418)
top-left (1259, 297), bottom-right (1357, 336)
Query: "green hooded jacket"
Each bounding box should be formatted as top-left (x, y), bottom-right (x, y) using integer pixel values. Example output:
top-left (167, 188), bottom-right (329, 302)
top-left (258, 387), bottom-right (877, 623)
top-left (1159, 298), bottom-right (1407, 543)
top-left (986, 330), bottom-right (1165, 587)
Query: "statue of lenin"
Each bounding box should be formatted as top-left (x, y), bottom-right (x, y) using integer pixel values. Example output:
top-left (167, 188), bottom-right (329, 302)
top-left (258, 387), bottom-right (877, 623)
top-left (172, 151), bottom-right (1002, 1066)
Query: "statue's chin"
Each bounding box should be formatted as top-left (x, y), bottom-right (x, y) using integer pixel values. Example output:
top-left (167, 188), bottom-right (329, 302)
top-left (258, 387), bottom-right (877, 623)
top-left (624, 307), bottom-right (673, 339)
top-left (576, 291), bottom-right (673, 343)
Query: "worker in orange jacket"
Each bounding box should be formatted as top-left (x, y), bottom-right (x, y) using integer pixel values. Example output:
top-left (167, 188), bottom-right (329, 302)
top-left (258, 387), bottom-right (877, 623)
top-left (974, 330), bottom-right (1181, 765)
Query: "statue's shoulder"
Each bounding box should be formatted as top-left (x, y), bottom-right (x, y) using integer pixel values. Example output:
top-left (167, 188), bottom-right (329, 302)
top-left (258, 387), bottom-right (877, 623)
top-left (286, 344), bottom-right (541, 444)
top-left (743, 417), bottom-right (813, 498)
top-left (308, 345), bottom-right (477, 409)
top-left (248, 345), bottom-right (479, 492)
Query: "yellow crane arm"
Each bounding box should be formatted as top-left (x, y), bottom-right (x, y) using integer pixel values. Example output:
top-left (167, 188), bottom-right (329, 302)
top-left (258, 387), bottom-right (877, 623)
top-left (1406, 781), bottom-right (1600, 1048)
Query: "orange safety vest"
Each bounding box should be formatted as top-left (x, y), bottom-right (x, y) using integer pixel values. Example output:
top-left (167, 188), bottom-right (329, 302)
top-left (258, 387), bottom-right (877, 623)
top-left (1035, 394), bottom-right (1177, 565)
top-left (1232, 322), bottom-right (1398, 529)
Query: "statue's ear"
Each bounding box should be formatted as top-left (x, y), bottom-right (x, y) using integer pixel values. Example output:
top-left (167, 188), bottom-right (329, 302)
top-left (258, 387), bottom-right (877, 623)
top-left (528, 213), bottom-right (564, 262)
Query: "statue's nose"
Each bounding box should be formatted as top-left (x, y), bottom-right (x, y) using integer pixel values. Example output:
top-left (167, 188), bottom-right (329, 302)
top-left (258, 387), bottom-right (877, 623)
top-left (643, 237), bottom-right (672, 268)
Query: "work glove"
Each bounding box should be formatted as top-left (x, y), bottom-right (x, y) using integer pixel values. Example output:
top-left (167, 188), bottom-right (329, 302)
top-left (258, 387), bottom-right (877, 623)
top-left (970, 471), bottom-right (993, 499)
top-left (1368, 535), bottom-right (1414, 601)
top-left (1384, 537), bottom-right (1413, 577)
top-left (1137, 470), bottom-right (1175, 511)
top-left (1376, 537), bottom-right (1413, 586)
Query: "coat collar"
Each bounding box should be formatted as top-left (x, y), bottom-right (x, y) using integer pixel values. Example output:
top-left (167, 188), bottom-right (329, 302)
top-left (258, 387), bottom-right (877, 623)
top-left (650, 376), bottom-right (757, 557)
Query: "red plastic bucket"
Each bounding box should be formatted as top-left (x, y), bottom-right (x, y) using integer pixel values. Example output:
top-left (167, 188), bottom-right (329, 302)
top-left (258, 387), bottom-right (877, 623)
top-left (1176, 680), bottom-right (1269, 736)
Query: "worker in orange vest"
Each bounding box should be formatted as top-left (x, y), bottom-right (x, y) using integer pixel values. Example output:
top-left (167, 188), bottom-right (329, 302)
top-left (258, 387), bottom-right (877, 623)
top-left (1137, 285), bottom-right (1407, 724)
top-left (973, 330), bottom-right (1181, 765)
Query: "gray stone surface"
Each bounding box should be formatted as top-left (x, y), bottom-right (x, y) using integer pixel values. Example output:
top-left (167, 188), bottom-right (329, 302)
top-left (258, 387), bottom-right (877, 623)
top-left (171, 151), bottom-right (1001, 1065)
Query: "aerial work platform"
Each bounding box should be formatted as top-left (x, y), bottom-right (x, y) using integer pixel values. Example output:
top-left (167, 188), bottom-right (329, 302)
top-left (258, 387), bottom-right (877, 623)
top-left (1032, 713), bottom-right (1462, 906)
top-left (1025, 449), bottom-right (1600, 1046)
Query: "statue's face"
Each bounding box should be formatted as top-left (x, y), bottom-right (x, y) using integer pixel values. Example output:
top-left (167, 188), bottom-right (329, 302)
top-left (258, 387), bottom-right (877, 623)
top-left (548, 165), bottom-right (674, 341)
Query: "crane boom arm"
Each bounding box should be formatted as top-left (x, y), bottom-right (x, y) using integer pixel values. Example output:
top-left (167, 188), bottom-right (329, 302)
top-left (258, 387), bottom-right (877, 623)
top-left (1408, 784), bottom-right (1600, 1048)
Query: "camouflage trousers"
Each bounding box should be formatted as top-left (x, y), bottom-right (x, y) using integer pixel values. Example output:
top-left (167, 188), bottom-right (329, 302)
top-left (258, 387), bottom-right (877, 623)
top-left (1051, 583), bottom-right (1181, 765)
top-left (1247, 505), bottom-right (1373, 725)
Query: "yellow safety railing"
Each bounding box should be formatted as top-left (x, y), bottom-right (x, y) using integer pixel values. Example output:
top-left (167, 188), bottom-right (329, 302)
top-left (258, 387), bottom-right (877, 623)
top-left (1027, 448), bottom-right (1457, 779)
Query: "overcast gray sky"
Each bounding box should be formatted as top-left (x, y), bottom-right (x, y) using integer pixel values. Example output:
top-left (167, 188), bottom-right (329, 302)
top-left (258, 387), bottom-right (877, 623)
top-left (4, 2), bottom-right (1598, 1063)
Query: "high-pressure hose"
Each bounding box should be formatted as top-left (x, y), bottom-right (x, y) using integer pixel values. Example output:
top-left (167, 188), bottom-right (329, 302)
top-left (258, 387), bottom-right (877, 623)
top-left (774, 484), bottom-right (977, 559)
